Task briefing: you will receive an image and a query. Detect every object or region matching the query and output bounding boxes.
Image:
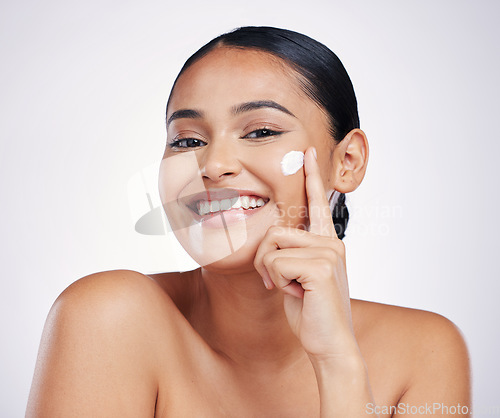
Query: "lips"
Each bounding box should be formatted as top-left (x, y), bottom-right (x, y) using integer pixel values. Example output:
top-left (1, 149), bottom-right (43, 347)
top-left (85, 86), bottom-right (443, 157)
top-left (181, 189), bottom-right (270, 217)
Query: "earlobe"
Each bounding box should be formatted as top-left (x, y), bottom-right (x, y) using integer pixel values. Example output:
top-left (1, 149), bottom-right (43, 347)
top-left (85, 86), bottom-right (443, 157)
top-left (332, 128), bottom-right (369, 193)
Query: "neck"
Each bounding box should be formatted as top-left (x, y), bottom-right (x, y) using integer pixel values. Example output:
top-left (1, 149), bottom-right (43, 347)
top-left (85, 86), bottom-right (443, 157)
top-left (190, 267), bottom-right (307, 372)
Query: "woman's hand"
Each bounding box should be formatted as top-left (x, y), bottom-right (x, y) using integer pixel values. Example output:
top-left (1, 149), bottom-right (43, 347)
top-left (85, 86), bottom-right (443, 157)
top-left (254, 147), bottom-right (377, 417)
top-left (254, 147), bottom-right (359, 363)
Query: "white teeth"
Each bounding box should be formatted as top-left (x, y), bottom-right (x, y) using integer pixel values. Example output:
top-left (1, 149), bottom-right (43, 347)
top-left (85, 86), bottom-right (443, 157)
top-left (197, 201), bottom-right (209, 215)
top-left (210, 201), bottom-right (220, 212)
top-left (231, 197), bottom-right (241, 209)
top-left (241, 196), bottom-right (250, 209)
top-left (220, 198), bottom-right (231, 211)
top-left (196, 195), bottom-right (267, 215)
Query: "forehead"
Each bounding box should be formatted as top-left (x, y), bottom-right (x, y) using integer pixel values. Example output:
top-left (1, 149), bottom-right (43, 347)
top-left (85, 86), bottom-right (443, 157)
top-left (168, 47), bottom-right (313, 113)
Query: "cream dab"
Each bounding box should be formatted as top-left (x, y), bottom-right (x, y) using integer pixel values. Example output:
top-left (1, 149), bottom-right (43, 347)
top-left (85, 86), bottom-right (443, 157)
top-left (280, 151), bottom-right (305, 176)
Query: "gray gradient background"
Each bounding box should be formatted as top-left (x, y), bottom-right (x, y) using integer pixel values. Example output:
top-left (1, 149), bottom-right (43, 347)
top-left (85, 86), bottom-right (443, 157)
top-left (1, 0), bottom-right (499, 416)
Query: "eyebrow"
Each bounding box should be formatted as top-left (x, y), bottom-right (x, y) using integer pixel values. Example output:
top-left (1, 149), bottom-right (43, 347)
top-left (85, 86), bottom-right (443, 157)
top-left (166, 109), bottom-right (203, 128)
top-left (166, 100), bottom-right (296, 128)
top-left (231, 100), bottom-right (296, 118)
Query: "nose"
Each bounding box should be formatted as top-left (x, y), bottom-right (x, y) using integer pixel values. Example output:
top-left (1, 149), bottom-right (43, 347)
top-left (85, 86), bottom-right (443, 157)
top-left (199, 139), bottom-right (242, 181)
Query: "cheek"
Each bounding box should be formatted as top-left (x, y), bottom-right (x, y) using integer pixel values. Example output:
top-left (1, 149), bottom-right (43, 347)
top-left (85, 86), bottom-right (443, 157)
top-left (274, 173), bottom-right (307, 227)
top-left (158, 151), bottom-right (203, 202)
top-left (158, 151), bottom-right (206, 231)
top-left (243, 145), bottom-right (307, 224)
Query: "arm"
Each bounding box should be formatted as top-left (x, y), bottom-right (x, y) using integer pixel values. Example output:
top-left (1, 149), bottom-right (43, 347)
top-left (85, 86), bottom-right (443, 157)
top-left (311, 356), bottom-right (378, 418)
top-left (26, 270), bottom-right (162, 417)
top-left (311, 352), bottom-right (378, 417)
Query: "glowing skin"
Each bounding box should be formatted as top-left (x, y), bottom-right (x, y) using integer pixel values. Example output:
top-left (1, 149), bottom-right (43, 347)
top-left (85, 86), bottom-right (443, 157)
top-left (280, 151), bottom-right (304, 176)
top-left (158, 151), bottom-right (248, 266)
top-left (159, 47), bottom-right (335, 270)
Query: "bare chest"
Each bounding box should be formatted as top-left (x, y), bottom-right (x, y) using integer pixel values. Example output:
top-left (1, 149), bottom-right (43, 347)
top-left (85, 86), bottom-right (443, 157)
top-left (147, 280), bottom-right (408, 417)
top-left (153, 340), bottom-right (403, 418)
top-left (154, 343), bottom-right (321, 417)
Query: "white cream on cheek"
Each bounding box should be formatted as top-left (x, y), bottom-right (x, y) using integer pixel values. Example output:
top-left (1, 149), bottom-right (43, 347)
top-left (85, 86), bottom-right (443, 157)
top-left (280, 151), bottom-right (305, 176)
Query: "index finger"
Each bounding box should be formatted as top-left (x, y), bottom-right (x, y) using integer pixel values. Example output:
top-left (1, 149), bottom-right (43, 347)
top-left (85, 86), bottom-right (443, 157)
top-left (304, 147), bottom-right (336, 238)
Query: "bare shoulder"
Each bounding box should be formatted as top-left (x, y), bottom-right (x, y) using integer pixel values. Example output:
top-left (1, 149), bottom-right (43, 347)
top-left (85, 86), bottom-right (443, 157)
top-left (26, 269), bottom-right (182, 417)
top-left (55, 268), bottom-right (175, 312)
top-left (47, 269), bottom-right (183, 340)
top-left (352, 299), bottom-right (471, 408)
top-left (352, 298), bottom-right (469, 355)
top-left (47, 268), bottom-right (187, 363)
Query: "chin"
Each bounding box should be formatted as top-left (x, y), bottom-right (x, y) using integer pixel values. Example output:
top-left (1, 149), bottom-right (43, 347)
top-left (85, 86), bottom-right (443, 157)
top-left (200, 249), bottom-right (258, 275)
top-left (175, 226), bottom-right (264, 274)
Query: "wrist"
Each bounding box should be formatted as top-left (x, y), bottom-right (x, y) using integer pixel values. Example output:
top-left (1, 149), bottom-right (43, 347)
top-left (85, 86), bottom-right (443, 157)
top-left (309, 352), bottom-right (377, 418)
top-left (307, 336), bottom-right (366, 375)
top-left (309, 351), bottom-right (368, 385)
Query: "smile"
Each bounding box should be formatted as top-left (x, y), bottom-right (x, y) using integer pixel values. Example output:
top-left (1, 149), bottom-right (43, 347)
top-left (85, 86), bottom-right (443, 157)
top-left (196, 196), bottom-right (266, 216)
top-left (182, 189), bottom-right (270, 219)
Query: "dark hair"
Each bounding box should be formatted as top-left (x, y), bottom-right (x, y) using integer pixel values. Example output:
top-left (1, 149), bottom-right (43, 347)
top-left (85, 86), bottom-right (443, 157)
top-left (167, 26), bottom-right (359, 240)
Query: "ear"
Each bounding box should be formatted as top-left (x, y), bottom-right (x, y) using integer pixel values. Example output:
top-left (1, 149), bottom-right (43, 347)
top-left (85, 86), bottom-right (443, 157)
top-left (330, 129), bottom-right (369, 193)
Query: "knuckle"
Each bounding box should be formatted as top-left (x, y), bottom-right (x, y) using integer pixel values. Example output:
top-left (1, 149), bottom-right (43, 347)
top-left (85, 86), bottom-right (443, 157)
top-left (316, 258), bottom-right (335, 277)
top-left (267, 225), bottom-right (279, 234)
top-left (270, 257), bottom-right (281, 272)
top-left (267, 225), bottom-right (283, 238)
top-left (271, 256), bottom-right (284, 268)
top-left (252, 256), bottom-right (260, 270)
top-left (335, 239), bottom-right (346, 256)
top-left (322, 247), bottom-right (338, 260)
top-left (326, 238), bottom-right (345, 258)
top-left (262, 252), bottom-right (275, 267)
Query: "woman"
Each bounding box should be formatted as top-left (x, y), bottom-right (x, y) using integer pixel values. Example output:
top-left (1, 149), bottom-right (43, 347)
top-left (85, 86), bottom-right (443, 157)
top-left (27, 26), bottom-right (471, 417)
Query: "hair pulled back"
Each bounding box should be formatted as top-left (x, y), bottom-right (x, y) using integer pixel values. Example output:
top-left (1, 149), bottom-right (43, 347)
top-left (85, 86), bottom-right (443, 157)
top-left (167, 26), bottom-right (358, 240)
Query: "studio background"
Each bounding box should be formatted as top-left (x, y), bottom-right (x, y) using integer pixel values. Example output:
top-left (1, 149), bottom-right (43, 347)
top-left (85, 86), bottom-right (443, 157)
top-left (1, 0), bottom-right (499, 416)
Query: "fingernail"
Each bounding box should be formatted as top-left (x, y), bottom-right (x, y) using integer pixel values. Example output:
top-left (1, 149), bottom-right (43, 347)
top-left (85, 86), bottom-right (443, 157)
top-left (262, 276), bottom-right (273, 290)
top-left (311, 147), bottom-right (317, 160)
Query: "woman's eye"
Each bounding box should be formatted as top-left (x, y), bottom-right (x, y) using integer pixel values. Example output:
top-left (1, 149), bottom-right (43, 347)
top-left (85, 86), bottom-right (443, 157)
top-left (169, 138), bottom-right (206, 148)
top-left (244, 129), bottom-right (281, 139)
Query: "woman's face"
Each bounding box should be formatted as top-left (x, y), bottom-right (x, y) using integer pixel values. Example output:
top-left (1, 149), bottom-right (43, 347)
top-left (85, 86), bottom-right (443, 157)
top-left (159, 47), bottom-right (336, 270)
